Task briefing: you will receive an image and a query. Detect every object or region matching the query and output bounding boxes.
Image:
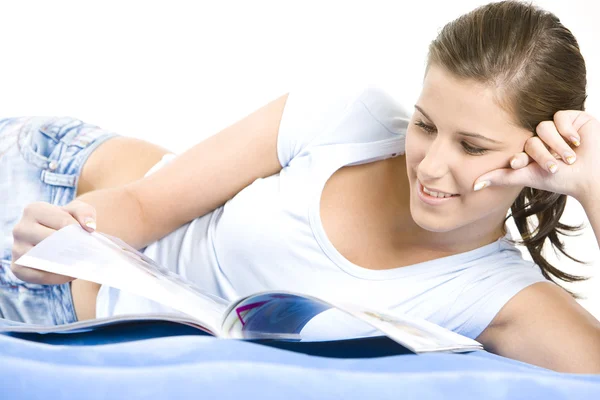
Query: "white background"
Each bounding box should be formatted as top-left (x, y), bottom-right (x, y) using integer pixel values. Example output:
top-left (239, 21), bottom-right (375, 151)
top-left (1, 0), bottom-right (598, 316)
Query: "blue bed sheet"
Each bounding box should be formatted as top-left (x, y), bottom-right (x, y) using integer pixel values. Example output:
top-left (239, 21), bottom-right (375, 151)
top-left (2, 320), bottom-right (599, 400)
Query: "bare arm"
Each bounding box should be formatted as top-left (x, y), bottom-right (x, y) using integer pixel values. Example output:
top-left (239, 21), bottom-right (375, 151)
top-left (66, 94), bottom-right (287, 320)
top-left (477, 281), bottom-right (600, 373)
top-left (77, 93), bottom-right (288, 249)
top-left (12, 92), bottom-right (288, 316)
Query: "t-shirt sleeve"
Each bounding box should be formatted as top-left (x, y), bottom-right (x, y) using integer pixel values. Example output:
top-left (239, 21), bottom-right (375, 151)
top-left (445, 261), bottom-right (548, 339)
top-left (144, 153), bottom-right (177, 177)
top-left (276, 84), bottom-right (410, 168)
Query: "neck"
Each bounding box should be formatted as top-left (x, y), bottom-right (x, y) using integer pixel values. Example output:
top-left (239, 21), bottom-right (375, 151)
top-left (394, 207), bottom-right (507, 257)
top-left (391, 158), bottom-right (507, 256)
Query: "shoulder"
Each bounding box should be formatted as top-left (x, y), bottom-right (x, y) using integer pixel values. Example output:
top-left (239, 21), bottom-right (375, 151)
top-left (278, 83), bottom-right (410, 166)
top-left (443, 252), bottom-right (546, 339)
top-left (357, 86), bottom-right (411, 134)
top-left (282, 83), bottom-right (410, 135)
top-left (477, 281), bottom-right (600, 372)
top-left (479, 280), bottom-right (574, 329)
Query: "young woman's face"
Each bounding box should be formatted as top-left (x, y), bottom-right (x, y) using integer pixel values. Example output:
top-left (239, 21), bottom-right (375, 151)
top-left (405, 64), bottom-right (532, 235)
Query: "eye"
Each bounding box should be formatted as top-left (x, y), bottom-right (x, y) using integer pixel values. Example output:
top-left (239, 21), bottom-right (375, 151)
top-left (461, 142), bottom-right (488, 155)
top-left (414, 120), bottom-right (436, 135)
top-left (414, 120), bottom-right (489, 155)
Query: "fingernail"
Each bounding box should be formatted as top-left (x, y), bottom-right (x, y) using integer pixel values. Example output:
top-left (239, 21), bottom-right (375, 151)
top-left (84, 218), bottom-right (96, 230)
top-left (510, 158), bottom-right (521, 169)
top-left (547, 161), bottom-right (558, 174)
top-left (564, 153), bottom-right (576, 165)
top-left (473, 180), bottom-right (491, 191)
top-left (570, 136), bottom-right (580, 147)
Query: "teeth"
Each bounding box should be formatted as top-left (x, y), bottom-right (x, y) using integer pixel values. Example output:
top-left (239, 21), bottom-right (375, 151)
top-left (423, 185), bottom-right (454, 198)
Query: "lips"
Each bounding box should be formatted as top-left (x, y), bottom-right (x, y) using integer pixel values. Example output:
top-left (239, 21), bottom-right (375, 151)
top-left (423, 186), bottom-right (455, 199)
top-left (420, 182), bottom-right (458, 198)
top-left (417, 180), bottom-right (459, 205)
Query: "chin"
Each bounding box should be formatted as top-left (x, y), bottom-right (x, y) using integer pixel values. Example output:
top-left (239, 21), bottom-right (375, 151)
top-left (408, 203), bottom-right (461, 233)
top-left (411, 214), bottom-right (458, 233)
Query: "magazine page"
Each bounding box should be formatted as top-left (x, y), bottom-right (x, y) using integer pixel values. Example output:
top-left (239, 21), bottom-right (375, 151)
top-left (331, 303), bottom-right (483, 353)
top-left (0, 313), bottom-right (216, 335)
top-left (221, 292), bottom-right (332, 341)
top-left (221, 291), bottom-right (483, 353)
top-left (15, 224), bottom-right (228, 334)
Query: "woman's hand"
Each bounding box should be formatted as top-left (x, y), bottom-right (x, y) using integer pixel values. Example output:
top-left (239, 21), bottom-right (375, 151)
top-left (11, 200), bottom-right (97, 285)
top-left (473, 110), bottom-right (600, 202)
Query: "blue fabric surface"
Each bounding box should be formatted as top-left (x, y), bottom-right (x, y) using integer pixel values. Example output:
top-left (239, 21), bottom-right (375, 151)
top-left (2, 321), bottom-right (600, 400)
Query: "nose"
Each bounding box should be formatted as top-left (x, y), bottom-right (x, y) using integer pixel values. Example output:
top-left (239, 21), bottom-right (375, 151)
top-left (418, 136), bottom-right (451, 181)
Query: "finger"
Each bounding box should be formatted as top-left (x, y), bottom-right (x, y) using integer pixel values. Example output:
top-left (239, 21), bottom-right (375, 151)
top-left (12, 221), bottom-right (56, 246)
top-left (11, 240), bottom-right (74, 285)
top-left (23, 202), bottom-right (78, 231)
top-left (509, 152), bottom-right (532, 169)
top-left (553, 110), bottom-right (582, 147)
top-left (11, 262), bottom-right (73, 285)
top-left (62, 200), bottom-right (97, 232)
top-left (474, 163), bottom-right (543, 191)
top-left (535, 120), bottom-right (577, 165)
top-left (524, 136), bottom-right (561, 174)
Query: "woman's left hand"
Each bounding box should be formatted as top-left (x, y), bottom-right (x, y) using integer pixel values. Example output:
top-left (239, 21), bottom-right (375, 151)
top-left (473, 110), bottom-right (600, 202)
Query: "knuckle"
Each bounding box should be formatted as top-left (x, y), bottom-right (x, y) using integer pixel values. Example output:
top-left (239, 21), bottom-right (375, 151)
top-left (22, 203), bottom-right (35, 216)
top-left (524, 137), bottom-right (538, 153)
top-left (11, 222), bottom-right (21, 237)
top-left (535, 120), bottom-right (554, 134)
top-left (23, 201), bottom-right (45, 216)
top-left (66, 200), bottom-right (90, 215)
top-left (554, 110), bottom-right (568, 120)
top-left (11, 248), bottom-right (19, 262)
top-left (11, 243), bottom-right (27, 259)
top-left (515, 153), bottom-right (529, 166)
top-left (11, 222), bottom-right (28, 241)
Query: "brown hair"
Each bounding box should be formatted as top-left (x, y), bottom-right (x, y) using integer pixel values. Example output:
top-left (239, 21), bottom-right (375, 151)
top-left (426, 0), bottom-right (589, 296)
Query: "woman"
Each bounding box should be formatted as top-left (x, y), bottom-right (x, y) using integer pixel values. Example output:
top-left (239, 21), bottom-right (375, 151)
top-left (3, 1), bottom-right (600, 372)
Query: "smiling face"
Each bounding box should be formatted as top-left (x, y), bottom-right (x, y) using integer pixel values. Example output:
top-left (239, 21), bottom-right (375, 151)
top-left (405, 64), bottom-right (532, 239)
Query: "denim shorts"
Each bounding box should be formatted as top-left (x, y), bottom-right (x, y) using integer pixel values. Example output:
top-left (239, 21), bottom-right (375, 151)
top-left (0, 117), bottom-right (118, 324)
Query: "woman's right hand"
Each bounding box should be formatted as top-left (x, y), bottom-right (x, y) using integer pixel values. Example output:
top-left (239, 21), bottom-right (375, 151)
top-left (11, 199), bottom-right (98, 285)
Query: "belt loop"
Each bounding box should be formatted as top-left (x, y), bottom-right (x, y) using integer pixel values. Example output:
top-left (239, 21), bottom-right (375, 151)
top-left (40, 170), bottom-right (77, 188)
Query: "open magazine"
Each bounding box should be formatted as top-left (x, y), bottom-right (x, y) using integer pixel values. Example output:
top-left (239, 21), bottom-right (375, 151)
top-left (9, 224), bottom-right (483, 354)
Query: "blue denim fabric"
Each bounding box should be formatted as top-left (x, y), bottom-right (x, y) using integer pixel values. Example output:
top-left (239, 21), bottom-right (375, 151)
top-left (0, 117), bottom-right (118, 324)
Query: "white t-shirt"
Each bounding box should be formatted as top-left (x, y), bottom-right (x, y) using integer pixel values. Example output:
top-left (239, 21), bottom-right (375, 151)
top-left (96, 85), bottom-right (547, 339)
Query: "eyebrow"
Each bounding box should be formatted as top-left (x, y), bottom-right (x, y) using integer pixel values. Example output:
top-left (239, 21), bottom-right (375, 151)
top-left (414, 105), bottom-right (502, 145)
